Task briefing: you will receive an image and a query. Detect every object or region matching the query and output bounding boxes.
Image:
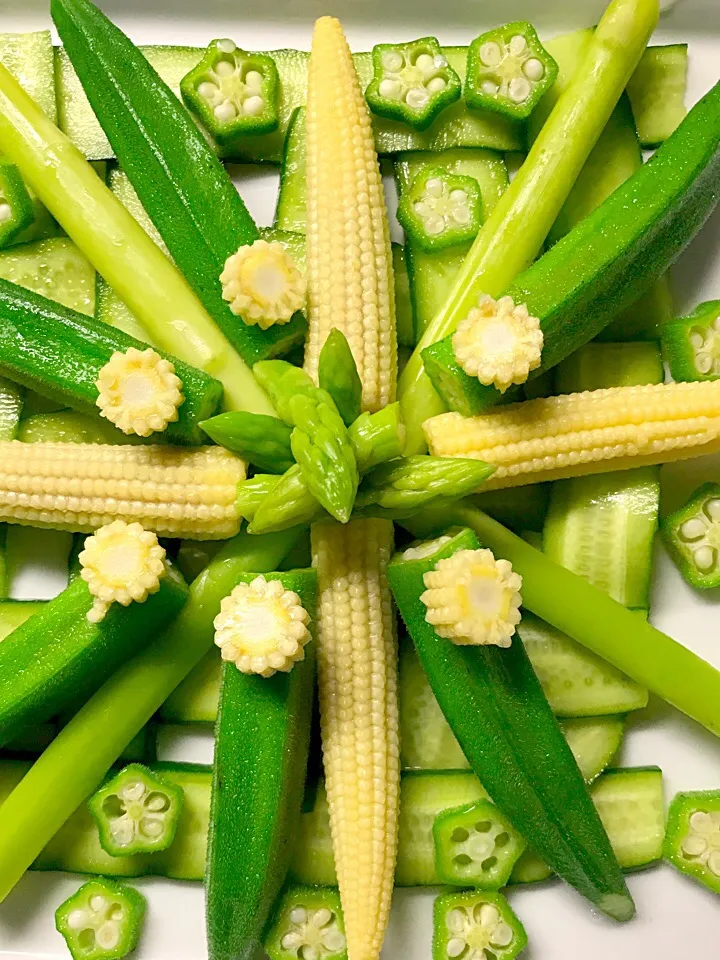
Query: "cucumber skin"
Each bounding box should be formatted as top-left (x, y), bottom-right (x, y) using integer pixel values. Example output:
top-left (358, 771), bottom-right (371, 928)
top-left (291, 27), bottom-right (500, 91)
top-left (0, 276), bottom-right (223, 445)
top-left (0, 566), bottom-right (187, 748)
top-left (422, 80), bottom-right (720, 416)
top-left (206, 569), bottom-right (317, 960)
top-left (387, 530), bottom-right (633, 919)
top-left (52, 0), bottom-right (307, 366)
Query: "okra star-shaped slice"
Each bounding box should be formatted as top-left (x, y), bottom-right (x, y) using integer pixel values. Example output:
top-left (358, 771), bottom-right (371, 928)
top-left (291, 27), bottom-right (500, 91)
top-left (662, 300), bottom-right (720, 381)
top-left (55, 878), bottom-right (146, 960)
top-left (397, 168), bottom-right (483, 253)
top-left (664, 790), bottom-right (720, 894)
top-left (661, 482), bottom-right (720, 589)
top-left (265, 886), bottom-right (348, 960)
top-left (365, 37), bottom-right (462, 131)
top-left (89, 763), bottom-right (184, 857)
top-left (433, 890), bottom-right (527, 960)
top-left (180, 39), bottom-right (280, 147)
top-left (465, 21), bottom-right (558, 121)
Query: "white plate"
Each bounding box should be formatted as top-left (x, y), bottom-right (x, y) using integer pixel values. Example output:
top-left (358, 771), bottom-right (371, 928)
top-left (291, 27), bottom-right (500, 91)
top-left (1, 1), bottom-right (720, 957)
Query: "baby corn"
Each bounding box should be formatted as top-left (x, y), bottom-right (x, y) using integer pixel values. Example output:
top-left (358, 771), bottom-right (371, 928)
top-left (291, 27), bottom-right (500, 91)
top-left (424, 381), bottom-right (720, 490)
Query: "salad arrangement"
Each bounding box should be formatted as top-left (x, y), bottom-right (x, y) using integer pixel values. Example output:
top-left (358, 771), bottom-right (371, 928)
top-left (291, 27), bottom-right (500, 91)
top-left (0, 0), bottom-right (716, 958)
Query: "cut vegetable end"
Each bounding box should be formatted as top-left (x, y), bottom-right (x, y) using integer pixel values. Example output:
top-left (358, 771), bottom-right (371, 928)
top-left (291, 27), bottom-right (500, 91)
top-left (96, 347), bottom-right (184, 437)
top-left (598, 892), bottom-right (636, 923)
top-left (220, 239), bottom-right (306, 328)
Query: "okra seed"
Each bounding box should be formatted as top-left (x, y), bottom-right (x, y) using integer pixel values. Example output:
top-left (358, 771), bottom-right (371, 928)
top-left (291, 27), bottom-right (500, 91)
top-left (290, 907), bottom-right (308, 924)
top-left (89, 895), bottom-right (108, 913)
top-left (425, 215), bottom-right (446, 236)
top-left (198, 81), bottom-right (220, 102)
top-left (214, 59), bottom-right (236, 78)
top-left (481, 80), bottom-right (499, 97)
top-left (122, 781), bottom-right (146, 802)
top-left (96, 924), bottom-right (120, 950)
top-left (478, 903), bottom-right (499, 927)
top-left (145, 792), bottom-right (170, 811)
top-left (382, 51), bottom-right (404, 72)
top-left (523, 58), bottom-right (545, 81)
top-left (217, 38), bottom-right (237, 53)
top-left (479, 42), bottom-right (502, 67)
top-left (694, 545), bottom-right (715, 570)
top-left (449, 189), bottom-right (468, 205)
top-left (490, 922), bottom-right (514, 947)
top-left (708, 850), bottom-right (720, 876)
top-left (446, 937), bottom-right (467, 958)
top-left (0, 204), bottom-right (12, 223)
top-left (406, 87), bottom-right (430, 109)
top-left (690, 332), bottom-right (704, 349)
top-left (690, 811), bottom-right (714, 832)
top-left (323, 929), bottom-right (347, 951)
top-left (244, 70), bottom-right (264, 90)
top-left (425, 178), bottom-right (444, 198)
top-left (300, 946), bottom-right (319, 960)
top-left (140, 817), bottom-right (165, 837)
top-left (696, 352), bottom-right (713, 374)
top-left (434, 55), bottom-right (449, 68)
top-left (679, 517), bottom-right (706, 541)
top-left (415, 53), bottom-right (435, 74)
top-left (282, 932), bottom-right (303, 950)
top-left (452, 206), bottom-right (472, 225)
top-left (427, 76), bottom-right (448, 94)
top-left (509, 77), bottom-right (532, 103)
top-left (311, 908), bottom-right (332, 927)
top-left (243, 96), bottom-right (266, 116)
top-left (378, 78), bottom-right (402, 100)
top-left (682, 834), bottom-right (708, 857)
top-left (446, 909), bottom-right (466, 933)
top-left (706, 498), bottom-right (720, 521)
top-left (414, 200), bottom-right (429, 217)
top-left (509, 34), bottom-right (528, 56)
top-left (214, 101), bottom-right (238, 123)
top-left (67, 909), bottom-right (89, 930)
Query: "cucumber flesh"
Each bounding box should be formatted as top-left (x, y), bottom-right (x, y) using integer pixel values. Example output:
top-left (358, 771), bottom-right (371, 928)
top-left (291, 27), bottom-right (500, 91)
top-left (627, 44), bottom-right (688, 148)
top-left (0, 600), bottom-right (44, 640)
top-left (0, 238), bottom-right (95, 316)
top-left (275, 107), bottom-right (306, 234)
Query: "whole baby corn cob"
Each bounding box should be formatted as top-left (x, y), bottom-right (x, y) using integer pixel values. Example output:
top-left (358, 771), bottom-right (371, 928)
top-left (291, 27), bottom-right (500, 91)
top-left (304, 16), bottom-right (399, 960)
top-left (0, 440), bottom-right (245, 538)
top-left (424, 380), bottom-right (720, 490)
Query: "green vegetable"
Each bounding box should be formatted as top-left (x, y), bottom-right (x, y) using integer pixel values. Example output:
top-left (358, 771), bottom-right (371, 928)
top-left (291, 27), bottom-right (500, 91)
top-left (347, 402), bottom-right (405, 471)
top-left (662, 300), bottom-right (720, 381)
top-left (292, 767), bottom-right (665, 888)
top-left (254, 361), bottom-right (358, 523)
top-left (275, 108), bottom-right (306, 233)
top-left (421, 78), bottom-right (720, 416)
top-left (18, 410), bottom-right (139, 445)
top-left (55, 877), bottom-right (146, 960)
top-left (403, 503), bottom-right (720, 739)
top-left (398, 0), bottom-right (661, 450)
top-left (2, 722), bottom-right (56, 758)
top-left (0, 52), bottom-right (269, 416)
top-left (207, 569), bottom-right (316, 960)
top-left (180, 39), bottom-right (280, 147)
top-left (318, 329), bottom-right (362, 427)
top-left (264, 885), bottom-right (347, 960)
top-left (51, 0), bottom-right (306, 374)
top-left (387, 528), bottom-right (634, 921)
top-left (660, 483), bottom-right (720, 590)
top-left (0, 527), bottom-right (299, 901)
top-left (88, 762), bottom-right (184, 857)
top-left (397, 167), bottom-right (482, 253)
top-left (471, 485), bottom-right (548, 533)
top-left (543, 342), bottom-right (662, 609)
top-left (0, 276), bottom-right (223, 445)
top-left (465, 21), bottom-right (558, 121)
top-left (433, 890), bottom-right (527, 960)
top-left (627, 43), bottom-right (688, 147)
top-left (0, 565), bottom-right (187, 749)
top-left (393, 244), bottom-right (415, 347)
top-left (0, 161), bottom-right (34, 248)
top-left (433, 797), bottom-right (527, 889)
top-left (0, 237), bottom-right (95, 317)
top-left (354, 455), bottom-right (495, 519)
top-left (365, 38), bottom-right (461, 131)
top-left (201, 412), bottom-right (294, 473)
top-left (664, 790), bottom-right (720, 893)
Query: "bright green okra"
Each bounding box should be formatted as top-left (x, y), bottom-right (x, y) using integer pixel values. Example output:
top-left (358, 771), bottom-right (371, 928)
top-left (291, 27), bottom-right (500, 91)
top-left (660, 483), bottom-right (720, 590)
top-left (55, 877), bottom-right (146, 960)
top-left (432, 889), bottom-right (527, 960)
top-left (201, 411), bottom-right (295, 473)
top-left (0, 527), bottom-right (300, 902)
top-left (397, 167), bottom-right (482, 253)
top-left (0, 160), bottom-right (34, 248)
top-left (662, 300), bottom-right (720, 381)
top-left (318, 328), bottom-right (362, 427)
top-left (664, 790), bottom-right (720, 893)
top-left (265, 885), bottom-right (347, 960)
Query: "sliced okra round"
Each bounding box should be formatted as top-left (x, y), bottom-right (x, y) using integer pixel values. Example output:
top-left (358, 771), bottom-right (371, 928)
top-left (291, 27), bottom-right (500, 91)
top-left (397, 168), bottom-right (483, 253)
top-left (664, 789), bottom-right (720, 894)
top-left (180, 39), bottom-right (280, 147)
top-left (0, 160), bottom-right (34, 249)
top-left (688, 313), bottom-right (720, 377)
top-left (88, 762), bottom-right (184, 857)
top-left (465, 21), bottom-right (558, 121)
top-left (265, 885), bottom-right (347, 960)
top-left (661, 301), bottom-right (720, 383)
top-left (55, 878), bottom-right (146, 960)
top-left (433, 890), bottom-right (527, 960)
top-left (366, 37), bottom-right (462, 131)
top-left (661, 482), bottom-right (720, 589)
top-left (433, 798), bottom-right (527, 889)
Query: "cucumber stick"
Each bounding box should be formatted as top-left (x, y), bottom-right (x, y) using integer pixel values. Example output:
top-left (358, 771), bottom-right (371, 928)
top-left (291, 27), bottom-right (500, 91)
top-left (53, 0), bottom-right (308, 371)
top-left (0, 277), bottom-right (223, 445)
top-left (292, 768), bottom-right (665, 888)
top-left (207, 570), bottom-right (316, 960)
top-left (0, 565), bottom-right (187, 748)
top-left (421, 75), bottom-right (720, 417)
top-left (0, 55), bottom-right (271, 416)
top-left (275, 108), bottom-right (306, 234)
top-left (0, 762), bottom-right (662, 890)
top-left (627, 44), bottom-right (688, 147)
top-left (543, 342), bottom-right (662, 609)
top-left (0, 238), bottom-right (95, 316)
top-left (388, 529), bottom-right (633, 921)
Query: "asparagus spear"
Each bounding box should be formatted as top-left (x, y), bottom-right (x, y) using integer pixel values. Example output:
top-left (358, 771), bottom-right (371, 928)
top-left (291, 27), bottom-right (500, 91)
top-left (201, 412), bottom-right (295, 474)
top-left (318, 328), bottom-right (362, 427)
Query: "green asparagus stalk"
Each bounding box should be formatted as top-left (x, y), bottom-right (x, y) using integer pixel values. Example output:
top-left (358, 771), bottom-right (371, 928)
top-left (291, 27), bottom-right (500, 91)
top-left (0, 62), bottom-right (273, 416)
top-left (354, 456), bottom-right (495, 518)
top-left (403, 503), bottom-right (720, 738)
top-left (236, 476), bottom-right (282, 523)
top-left (0, 528), bottom-right (300, 902)
top-left (255, 361), bottom-right (359, 523)
top-left (397, 0), bottom-right (660, 452)
top-left (318, 328), bottom-right (362, 427)
top-left (201, 412), bottom-right (295, 474)
top-left (348, 403), bottom-right (405, 469)
top-left (249, 466), bottom-right (321, 534)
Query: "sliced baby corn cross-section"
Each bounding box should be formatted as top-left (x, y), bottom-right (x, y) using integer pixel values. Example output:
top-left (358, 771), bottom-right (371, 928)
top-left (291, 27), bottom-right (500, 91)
top-left (425, 380), bottom-right (720, 490)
